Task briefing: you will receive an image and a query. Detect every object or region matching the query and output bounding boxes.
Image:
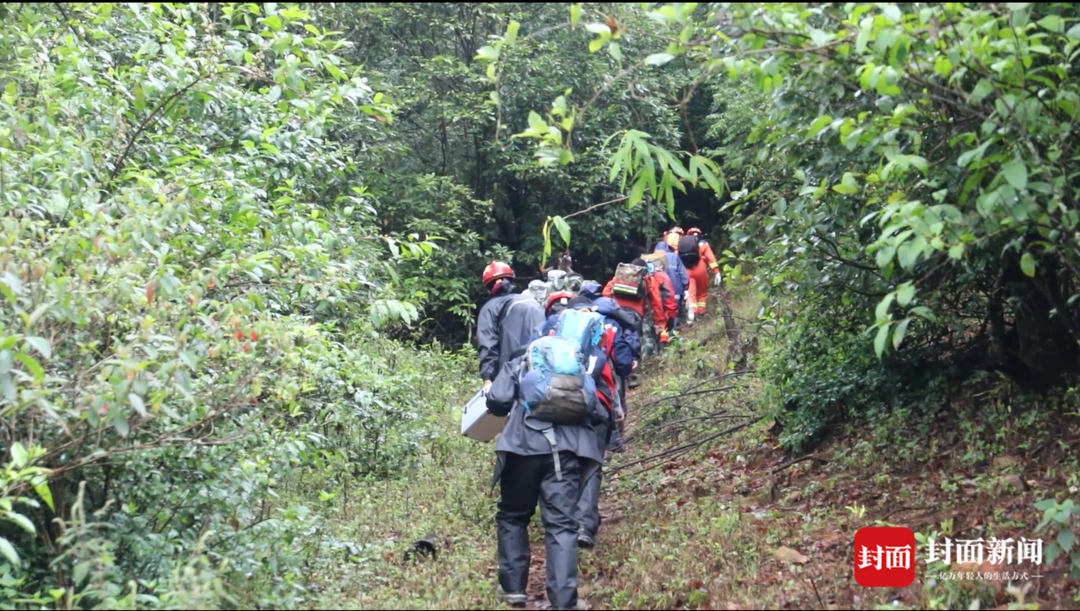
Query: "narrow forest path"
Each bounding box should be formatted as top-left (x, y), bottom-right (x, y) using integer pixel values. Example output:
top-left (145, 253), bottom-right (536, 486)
top-left (317, 298), bottom-right (1080, 611)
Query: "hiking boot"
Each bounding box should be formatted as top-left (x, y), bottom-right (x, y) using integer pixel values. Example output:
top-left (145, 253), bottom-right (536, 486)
top-left (577, 532), bottom-right (596, 549)
top-left (497, 585), bottom-right (527, 607)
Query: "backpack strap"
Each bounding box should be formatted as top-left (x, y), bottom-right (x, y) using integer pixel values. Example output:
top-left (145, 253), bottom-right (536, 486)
top-left (540, 428), bottom-right (563, 481)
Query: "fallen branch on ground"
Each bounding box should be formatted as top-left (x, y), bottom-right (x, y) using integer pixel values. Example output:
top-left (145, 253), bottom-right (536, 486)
top-left (769, 454), bottom-right (829, 475)
top-left (610, 416), bottom-right (764, 474)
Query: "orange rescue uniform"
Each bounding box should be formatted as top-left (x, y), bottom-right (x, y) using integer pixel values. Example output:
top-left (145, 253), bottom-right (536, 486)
top-left (687, 240), bottom-right (720, 315)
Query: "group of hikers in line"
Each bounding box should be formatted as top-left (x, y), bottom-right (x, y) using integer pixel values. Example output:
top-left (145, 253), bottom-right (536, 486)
top-left (475, 227), bottom-right (722, 610)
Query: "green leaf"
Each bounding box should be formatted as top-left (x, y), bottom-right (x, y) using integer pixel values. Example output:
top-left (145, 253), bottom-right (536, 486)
top-left (1034, 499), bottom-right (1057, 511)
top-left (1045, 541), bottom-right (1060, 565)
top-left (476, 45), bottom-right (499, 61)
top-left (645, 53), bottom-right (675, 66)
top-left (892, 318), bottom-right (911, 350)
top-left (4, 512), bottom-right (34, 535)
top-left (897, 282), bottom-right (915, 307)
top-left (908, 155), bottom-right (928, 174)
top-left (1067, 23), bottom-right (1080, 41)
top-left (628, 177), bottom-right (646, 207)
top-left (1037, 15), bottom-right (1065, 32)
top-left (72, 561), bottom-right (89, 586)
top-left (875, 322), bottom-right (893, 358)
top-left (588, 38), bottom-right (604, 52)
top-left (505, 21), bottom-right (520, 46)
top-left (551, 216), bottom-right (571, 246)
top-left (807, 115), bottom-right (833, 137)
top-left (876, 293), bottom-right (896, 321)
top-left (129, 393), bottom-right (147, 418)
top-left (570, 4), bottom-right (582, 25)
top-left (14, 353), bottom-right (43, 381)
top-left (856, 26), bottom-right (871, 53)
top-left (833, 172), bottom-right (858, 194)
top-left (585, 23), bottom-right (612, 35)
top-left (608, 42), bottom-right (623, 61)
top-left (34, 480), bottom-right (54, 512)
top-left (1059, 528), bottom-right (1075, 553)
top-left (897, 241), bottom-right (921, 270)
top-left (268, 85), bottom-right (281, 102)
top-left (958, 141), bottom-right (991, 168)
top-left (180, 350), bottom-right (197, 370)
top-left (113, 412), bottom-right (129, 438)
top-left (883, 4), bottom-right (902, 23)
top-left (0, 537), bottom-right (19, 567)
top-left (876, 245), bottom-right (896, 267)
top-left (527, 110), bottom-right (547, 132)
top-left (10, 441), bottom-right (27, 468)
top-left (1002, 158), bottom-right (1028, 190)
top-left (25, 336), bottom-right (51, 359)
top-left (1021, 252), bottom-right (1037, 277)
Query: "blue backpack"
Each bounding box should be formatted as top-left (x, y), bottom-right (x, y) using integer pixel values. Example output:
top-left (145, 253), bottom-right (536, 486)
top-left (552, 307), bottom-right (605, 361)
top-left (518, 308), bottom-right (605, 424)
top-left (519, 335), bottom-right (597, 425)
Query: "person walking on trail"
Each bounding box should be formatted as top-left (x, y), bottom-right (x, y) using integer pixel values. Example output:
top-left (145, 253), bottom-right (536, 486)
top-left (601, 257), bottom-right (669, 361)
top-left (640, 251), bottom-right (678, 349)
top-left (582, 282), bottom-right (639, 453)
top-left (681, 227), bottom-right (722, 325)
top-left (477, 261), bottom-right (546, 393)
top-left (653, 228), bottom-right (691, 326)
top-left (485, 307), bottom-right (605, 611)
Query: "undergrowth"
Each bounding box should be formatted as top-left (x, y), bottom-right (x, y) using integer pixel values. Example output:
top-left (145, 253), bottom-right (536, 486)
top-left (300, 284), bottom-right (1080, 611)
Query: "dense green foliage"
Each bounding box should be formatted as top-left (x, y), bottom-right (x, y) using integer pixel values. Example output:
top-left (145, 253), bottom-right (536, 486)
top-left (0, 3), bottom-right (475, 608)
top-left (502, 2), bottom-right (1080, 450)
top-left (5, 1), bottom-right (1080, 607)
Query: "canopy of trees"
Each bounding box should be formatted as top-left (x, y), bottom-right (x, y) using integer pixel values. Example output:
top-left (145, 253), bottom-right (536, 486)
top-left (3, 1), bottom-right (1080, 607)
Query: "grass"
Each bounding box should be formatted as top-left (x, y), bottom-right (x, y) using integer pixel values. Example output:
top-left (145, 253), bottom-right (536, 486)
top-left (303, 287), bottom-right (1080, 610)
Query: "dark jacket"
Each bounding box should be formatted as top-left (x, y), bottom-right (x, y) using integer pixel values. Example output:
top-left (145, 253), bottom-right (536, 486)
top-left (477, 290), bottom-right (546, 383)
top-left (591, 297), bottom-right (637, 375)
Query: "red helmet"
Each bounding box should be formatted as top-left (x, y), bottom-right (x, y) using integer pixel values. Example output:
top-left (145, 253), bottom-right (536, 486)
top-left (671, 226), bottom-right (685, 235)
top-left (546, 290), bottom-right (576, 314)
top-left (482, 261), bottom-right (514, 288)
top-left (687, 227), bottom-right (703, 236)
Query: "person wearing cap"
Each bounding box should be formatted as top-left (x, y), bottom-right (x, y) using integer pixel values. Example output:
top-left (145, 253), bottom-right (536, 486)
top-left (477, 261), bottom-right (546, 393)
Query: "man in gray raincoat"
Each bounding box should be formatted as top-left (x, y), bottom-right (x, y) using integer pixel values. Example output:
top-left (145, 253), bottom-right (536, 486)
top-left (485, 352), bottom-right (604, 611)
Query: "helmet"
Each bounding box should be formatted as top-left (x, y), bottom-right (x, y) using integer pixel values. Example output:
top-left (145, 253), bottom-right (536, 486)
top-left (546, 290), bottom-right (576, 314)
top-left (670, 227), bottom-right (685, 235)
top-left (687, 227), bottom-right (703, 236)
top-left (482, 261), bottom-right (514, 288)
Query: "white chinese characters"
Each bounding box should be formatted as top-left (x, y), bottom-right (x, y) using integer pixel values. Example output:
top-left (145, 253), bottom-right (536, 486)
top-left (926, 537), bottom-right (1042, 565)
top-left (858, 544), bottom-right (913, 570)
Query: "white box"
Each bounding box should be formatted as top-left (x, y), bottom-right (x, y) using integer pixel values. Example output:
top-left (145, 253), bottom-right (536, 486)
top-left (461, 388), bottom-right (507, 442)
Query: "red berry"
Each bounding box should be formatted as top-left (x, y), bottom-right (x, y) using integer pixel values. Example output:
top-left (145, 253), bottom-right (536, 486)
top-left (249, 330), bottom-right (258, 342)
top-left (242, 342), bottom-right (251, 353)
top-left (234, 330), bottom-right (244, 341)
